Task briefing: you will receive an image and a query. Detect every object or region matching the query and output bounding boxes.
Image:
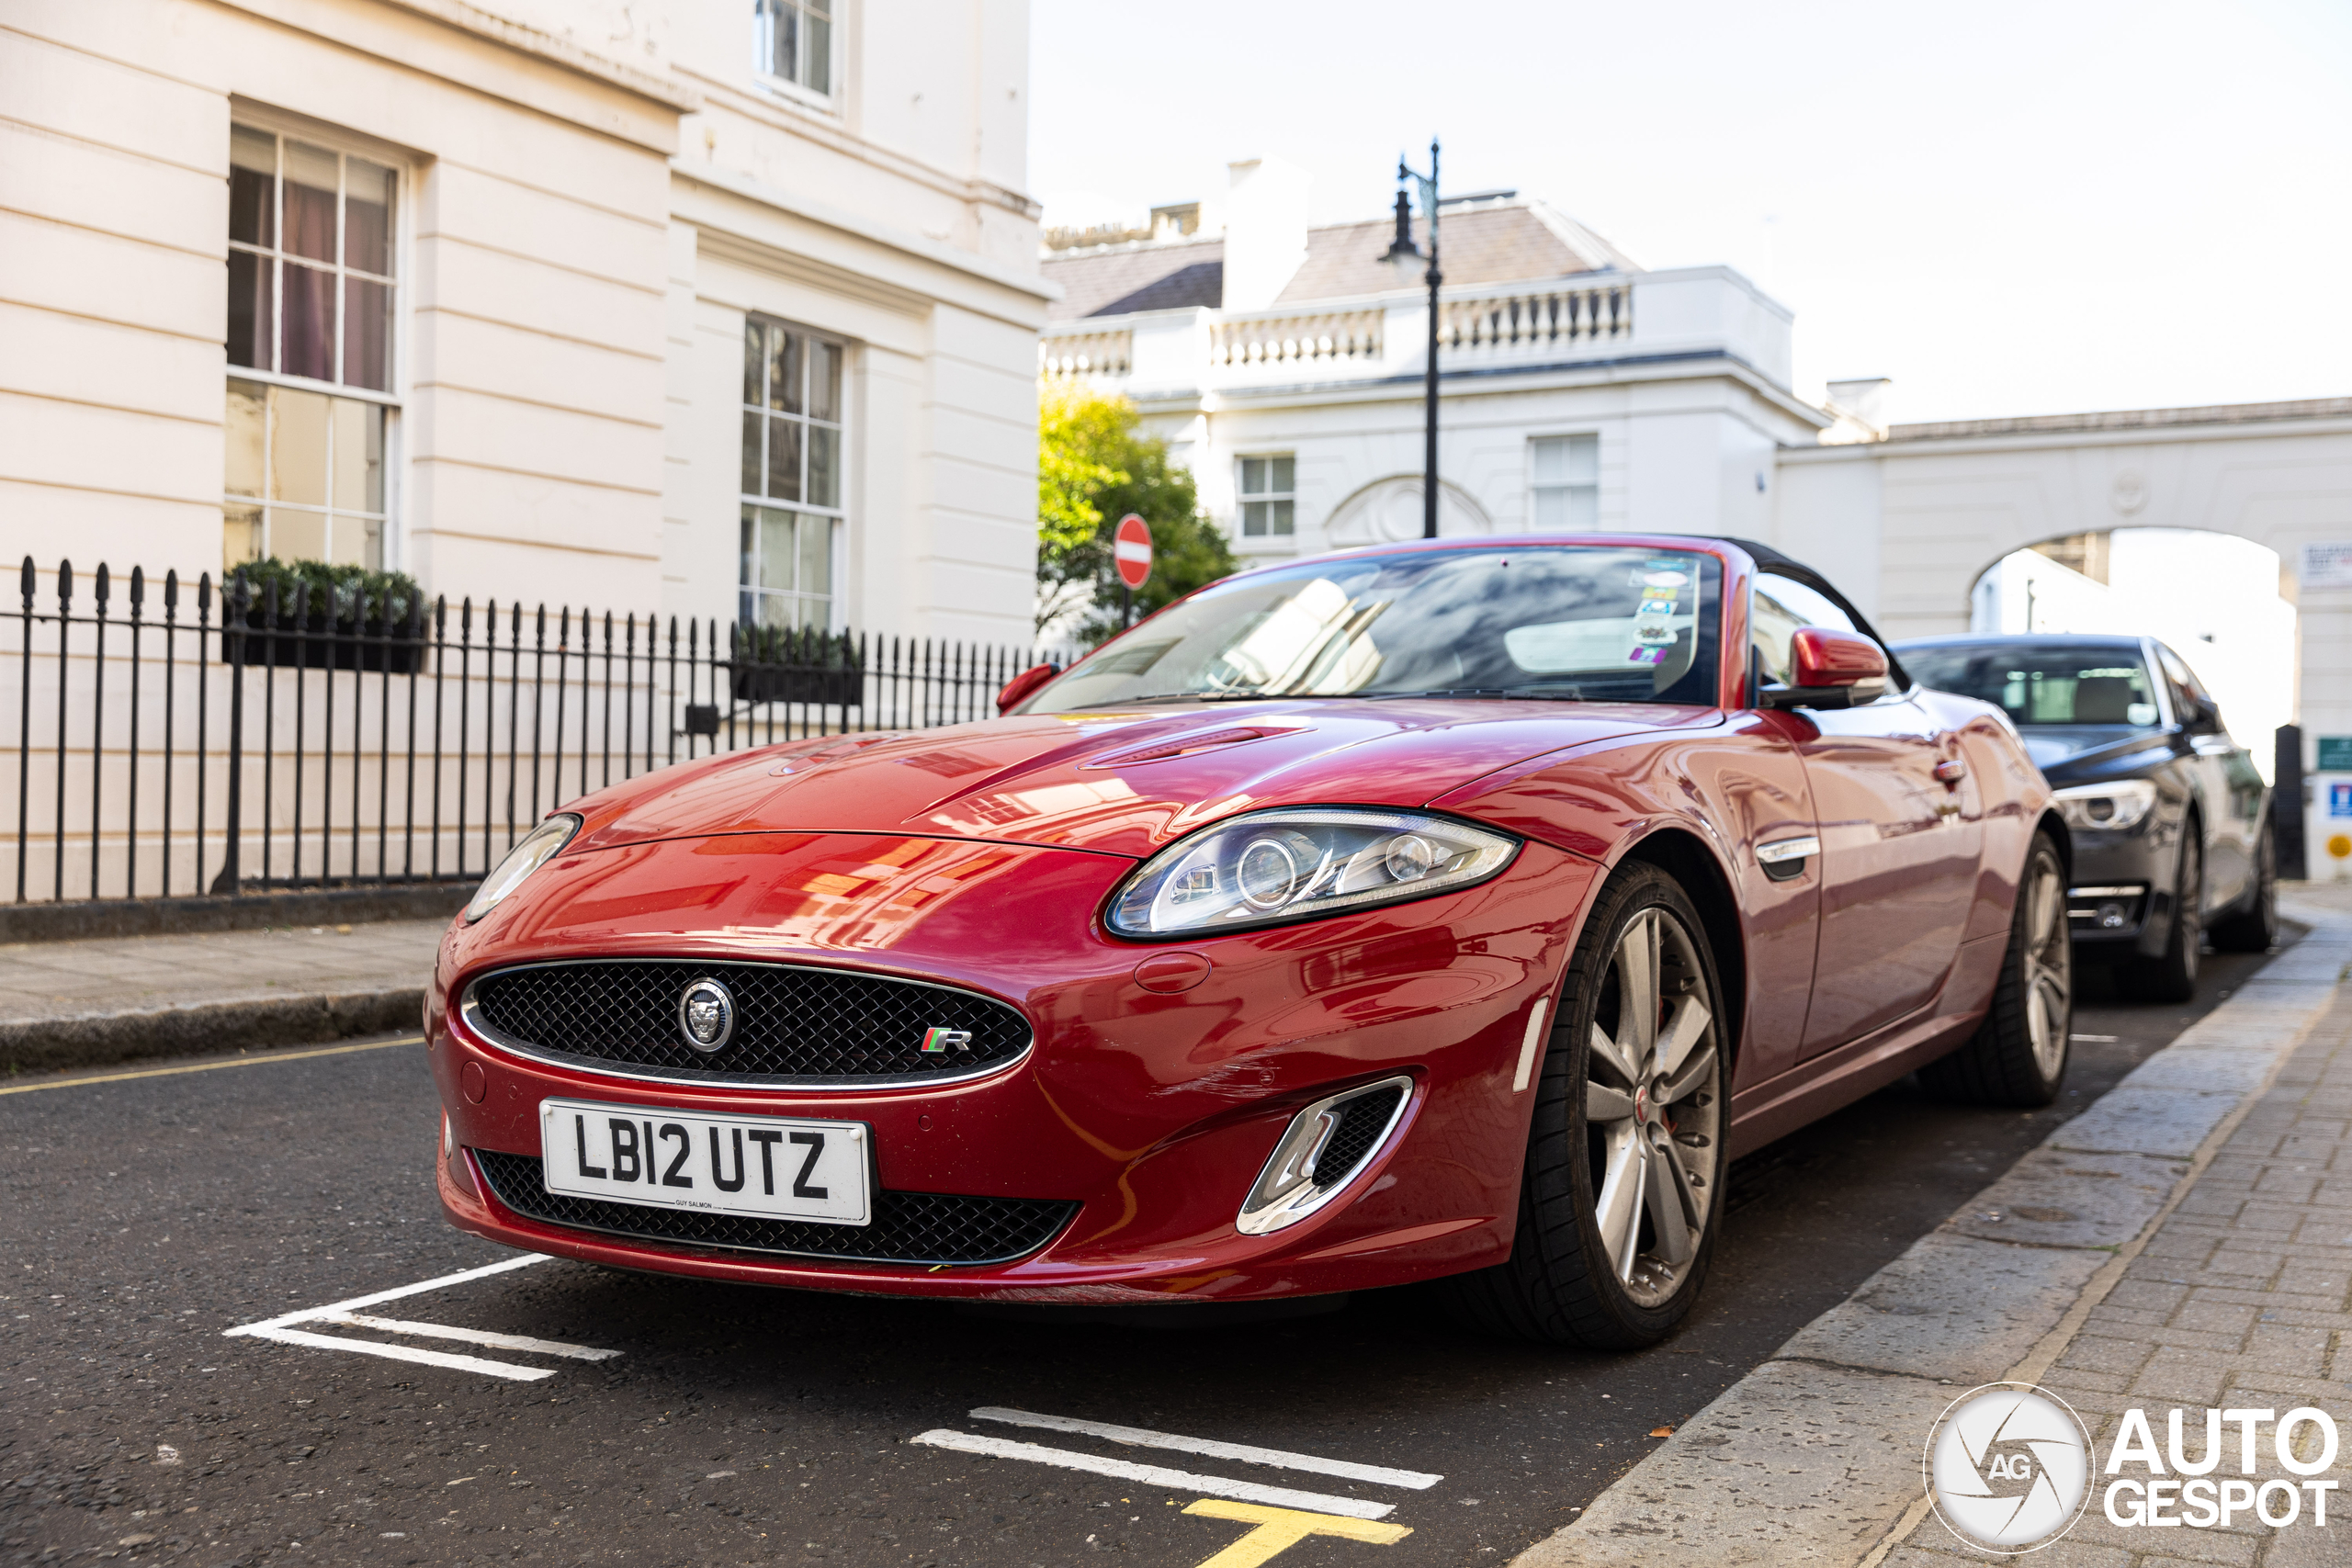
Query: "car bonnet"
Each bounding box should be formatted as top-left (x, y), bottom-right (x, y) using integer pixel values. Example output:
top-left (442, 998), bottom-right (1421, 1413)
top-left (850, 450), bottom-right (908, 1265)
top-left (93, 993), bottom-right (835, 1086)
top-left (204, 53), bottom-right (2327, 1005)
top-left (562, 700), bottom-right (1724, 860)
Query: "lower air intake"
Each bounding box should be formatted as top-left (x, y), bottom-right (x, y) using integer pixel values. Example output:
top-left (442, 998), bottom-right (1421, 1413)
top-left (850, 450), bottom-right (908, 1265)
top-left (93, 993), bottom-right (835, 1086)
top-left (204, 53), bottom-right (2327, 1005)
top-left (472, 1151), bottom-right (1078, 1267)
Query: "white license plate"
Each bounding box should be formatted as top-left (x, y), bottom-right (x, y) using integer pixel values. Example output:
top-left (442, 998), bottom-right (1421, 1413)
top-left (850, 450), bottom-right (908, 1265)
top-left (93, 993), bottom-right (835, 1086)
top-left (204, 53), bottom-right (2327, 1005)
top-left (539, 1099), bottom-right (872, 1226)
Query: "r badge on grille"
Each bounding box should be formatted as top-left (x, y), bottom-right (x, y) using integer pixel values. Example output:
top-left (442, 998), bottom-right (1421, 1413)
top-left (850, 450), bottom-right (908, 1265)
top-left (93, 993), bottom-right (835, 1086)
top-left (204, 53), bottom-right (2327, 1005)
top-left (677, 977), bottom-right (736, 1054)
top-left (920, 1028), bottom-right (973, 1054)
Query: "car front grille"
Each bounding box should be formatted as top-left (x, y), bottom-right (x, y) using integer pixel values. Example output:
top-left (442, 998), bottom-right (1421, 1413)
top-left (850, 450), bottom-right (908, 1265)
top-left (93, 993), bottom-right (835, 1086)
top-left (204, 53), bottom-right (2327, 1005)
top-left (464, 960), bottom-right (1031, 1086)
top-left (1316, 1084), bottom-right (1406, 1186)
top-left (472, 1151), bottom-right (1079, 1267)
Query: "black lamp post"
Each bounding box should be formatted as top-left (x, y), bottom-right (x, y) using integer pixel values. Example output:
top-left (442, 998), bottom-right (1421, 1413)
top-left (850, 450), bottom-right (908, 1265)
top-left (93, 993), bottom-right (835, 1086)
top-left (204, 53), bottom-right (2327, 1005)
top-left (1381, 140), bottom-right (1442, 538)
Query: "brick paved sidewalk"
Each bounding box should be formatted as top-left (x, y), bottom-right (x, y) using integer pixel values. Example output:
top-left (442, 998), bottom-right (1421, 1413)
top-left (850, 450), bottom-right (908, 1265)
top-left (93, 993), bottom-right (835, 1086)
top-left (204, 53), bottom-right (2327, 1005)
top-left (1889, 919), bottom-right (2352, 1565)
top-left (0, 919), bottom-right (445, 1071)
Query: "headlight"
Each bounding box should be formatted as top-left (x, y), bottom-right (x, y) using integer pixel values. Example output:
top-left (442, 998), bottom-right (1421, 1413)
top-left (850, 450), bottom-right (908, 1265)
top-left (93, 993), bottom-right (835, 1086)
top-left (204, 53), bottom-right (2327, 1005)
top-left (2052, 779), bottom-right (2156, 831)
top-left (1107, 807), bottom-right (1519, 938)
top-left (464, 814), bottom-right (582, 923)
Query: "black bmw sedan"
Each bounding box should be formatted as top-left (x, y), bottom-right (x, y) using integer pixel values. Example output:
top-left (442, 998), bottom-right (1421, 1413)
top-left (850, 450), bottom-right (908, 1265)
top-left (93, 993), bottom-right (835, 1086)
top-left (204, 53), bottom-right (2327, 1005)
top-left (1894, 634), bottom-right (2275, 1000)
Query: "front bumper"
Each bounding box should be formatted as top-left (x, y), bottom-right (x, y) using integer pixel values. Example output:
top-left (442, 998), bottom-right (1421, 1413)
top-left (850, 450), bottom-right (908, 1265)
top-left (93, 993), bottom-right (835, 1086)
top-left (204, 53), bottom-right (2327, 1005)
top-left (2064, 822), bottom-right (2179, 957)
top-left (430, 829), bottom-right (1597, 1303)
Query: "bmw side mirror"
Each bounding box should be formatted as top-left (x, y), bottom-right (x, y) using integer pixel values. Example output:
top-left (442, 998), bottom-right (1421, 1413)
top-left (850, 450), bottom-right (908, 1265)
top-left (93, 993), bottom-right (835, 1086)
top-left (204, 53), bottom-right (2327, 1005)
top-left (995, 661), bottom-right (1061, 715)
top-left (1758, 626), bottom-right (1890, 712)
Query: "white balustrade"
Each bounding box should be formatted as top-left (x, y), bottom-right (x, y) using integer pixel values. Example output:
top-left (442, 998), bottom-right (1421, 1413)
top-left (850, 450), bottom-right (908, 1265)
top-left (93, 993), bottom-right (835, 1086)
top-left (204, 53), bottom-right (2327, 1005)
top-left (1437, 281), bottom-right (1632, 355)
top-left (1208, 309), bottom-right (1385, 372)
top-left (1038, 328), bottom-right (1134, 378)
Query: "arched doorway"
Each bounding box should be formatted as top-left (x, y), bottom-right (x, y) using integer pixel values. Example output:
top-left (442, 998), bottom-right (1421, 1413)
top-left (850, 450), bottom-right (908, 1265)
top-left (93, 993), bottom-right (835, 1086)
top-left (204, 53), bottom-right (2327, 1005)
top-left (1967, 528), bottom-right (2297, 783)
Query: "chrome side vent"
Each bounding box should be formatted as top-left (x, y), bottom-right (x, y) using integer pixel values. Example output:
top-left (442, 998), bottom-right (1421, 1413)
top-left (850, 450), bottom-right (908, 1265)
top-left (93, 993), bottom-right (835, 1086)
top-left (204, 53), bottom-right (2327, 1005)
top-left (1236, 1076), bottom-right (1413, 1235)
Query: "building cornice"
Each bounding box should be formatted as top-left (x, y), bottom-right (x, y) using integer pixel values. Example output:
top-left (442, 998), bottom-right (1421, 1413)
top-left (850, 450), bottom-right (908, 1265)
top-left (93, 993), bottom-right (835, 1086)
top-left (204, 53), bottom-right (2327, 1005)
top-left (673, 162), bottom-right (1059, 321)
top-left (1781, 411), bottom-right (2352, 462)
top-left (679, 66), bottom-right (1043, 223)
top-left (367, 0), bottom-right (699, 109)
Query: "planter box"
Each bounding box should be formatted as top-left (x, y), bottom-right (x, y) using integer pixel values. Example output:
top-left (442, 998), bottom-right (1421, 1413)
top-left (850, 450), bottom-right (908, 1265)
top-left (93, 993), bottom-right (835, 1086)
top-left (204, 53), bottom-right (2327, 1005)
top-left (229, 608), bottom-right (424, 673)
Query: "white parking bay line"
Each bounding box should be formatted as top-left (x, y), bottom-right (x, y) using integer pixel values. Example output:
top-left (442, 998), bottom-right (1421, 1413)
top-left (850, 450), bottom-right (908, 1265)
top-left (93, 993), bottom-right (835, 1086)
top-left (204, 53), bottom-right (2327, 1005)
top-left (909, 1430), bottom-right (1395, 1520)
top-left (244, 1327), bottom-right (558, 1382)
top-left (968, 1407), bottom-right (1441, 1490)
top-left (325, 1313), bottom-right (621, 1362)
top-left (223, 1254), bottom-right (550, 1338)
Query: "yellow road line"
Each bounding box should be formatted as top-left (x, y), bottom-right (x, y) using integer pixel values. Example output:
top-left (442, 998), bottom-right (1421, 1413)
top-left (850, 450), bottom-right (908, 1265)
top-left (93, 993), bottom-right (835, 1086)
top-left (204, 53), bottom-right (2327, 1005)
top-left (1, 1035), bottom-right (424, 1095)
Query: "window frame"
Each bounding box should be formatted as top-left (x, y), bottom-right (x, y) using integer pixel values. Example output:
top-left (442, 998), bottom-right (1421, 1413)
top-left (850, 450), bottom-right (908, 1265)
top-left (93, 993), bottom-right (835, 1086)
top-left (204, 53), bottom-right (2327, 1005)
top-left (738, 312), bottom-right (850, 632)
top-left (1235, 453), bottom-right (1297, 545)
top-left (752, 0), bottom-right (841, 107)
top-left (1528, 432), bottom-right (1600, 531)
top-left (220, 114), bottom-right (407, 574)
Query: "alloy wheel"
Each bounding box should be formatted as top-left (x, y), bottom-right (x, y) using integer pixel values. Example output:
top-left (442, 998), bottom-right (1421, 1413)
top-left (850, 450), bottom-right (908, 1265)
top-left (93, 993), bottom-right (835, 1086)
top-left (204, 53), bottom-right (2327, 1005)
top-left (1583, 906), bottom-right (1722, 1307)
top-left (2020, 852), bottom-right (2071, 1077)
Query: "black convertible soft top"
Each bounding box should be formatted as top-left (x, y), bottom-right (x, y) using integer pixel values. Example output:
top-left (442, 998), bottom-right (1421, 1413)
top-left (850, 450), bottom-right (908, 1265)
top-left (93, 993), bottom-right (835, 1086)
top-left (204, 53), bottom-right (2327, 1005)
top-left (1721, 536), bottom-right (1913, 692)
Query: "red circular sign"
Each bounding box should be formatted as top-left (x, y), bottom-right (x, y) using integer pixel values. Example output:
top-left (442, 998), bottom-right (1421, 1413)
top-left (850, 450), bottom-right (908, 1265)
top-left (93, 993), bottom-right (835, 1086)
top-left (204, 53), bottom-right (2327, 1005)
top-left (1113, 513), bottom-right (1153, 590)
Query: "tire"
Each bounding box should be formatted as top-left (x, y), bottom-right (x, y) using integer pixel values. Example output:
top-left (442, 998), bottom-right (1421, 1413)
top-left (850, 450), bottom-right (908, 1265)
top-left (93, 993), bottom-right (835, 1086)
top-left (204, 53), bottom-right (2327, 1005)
top-left (1919, 830), bottom-right (2073, 1108)
top-left (2124, 831), bottom-right (2202, 1003)
top-left (2208, 824), bottom-right (2278, 953)
top-left (1442, 862), bottom-right (1730, 1348)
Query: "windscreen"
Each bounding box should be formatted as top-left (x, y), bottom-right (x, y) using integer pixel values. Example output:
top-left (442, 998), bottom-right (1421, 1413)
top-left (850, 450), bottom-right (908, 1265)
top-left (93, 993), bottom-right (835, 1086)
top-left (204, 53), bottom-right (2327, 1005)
top-left (1023, 546), bottom-right (1724, 711)
top-left (1902, 644), bottom-right (2162, 727)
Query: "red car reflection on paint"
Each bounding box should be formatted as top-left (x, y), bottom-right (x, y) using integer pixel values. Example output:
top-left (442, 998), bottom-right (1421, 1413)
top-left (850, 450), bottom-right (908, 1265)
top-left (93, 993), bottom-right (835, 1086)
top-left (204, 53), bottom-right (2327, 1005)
top-left (431, 536), bottom-right (2069, 1347)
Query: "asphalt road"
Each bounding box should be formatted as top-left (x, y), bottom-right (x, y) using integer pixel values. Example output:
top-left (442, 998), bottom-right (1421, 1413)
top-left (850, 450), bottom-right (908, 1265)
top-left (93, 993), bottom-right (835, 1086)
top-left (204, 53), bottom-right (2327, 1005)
top-left (0, 934), bottom-right (2296, 1568)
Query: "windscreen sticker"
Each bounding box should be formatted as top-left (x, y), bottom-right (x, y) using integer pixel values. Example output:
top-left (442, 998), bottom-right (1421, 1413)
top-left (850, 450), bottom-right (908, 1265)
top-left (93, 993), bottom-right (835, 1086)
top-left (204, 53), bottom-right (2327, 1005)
top-left (1639, 596), bottom-right (1678, 616)
top-left (1635, 621), bottom-right (1677, 646)
top-left (1627, 645), bottom-right (1668, 666)
top-left (1637, 570), bottom-right (1689, 589)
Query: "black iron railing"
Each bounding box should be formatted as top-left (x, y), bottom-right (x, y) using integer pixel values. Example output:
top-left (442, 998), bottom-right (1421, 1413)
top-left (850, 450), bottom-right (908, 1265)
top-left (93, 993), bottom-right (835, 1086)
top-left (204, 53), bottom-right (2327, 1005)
top-left (6, 558), bottom-right (1069, 905)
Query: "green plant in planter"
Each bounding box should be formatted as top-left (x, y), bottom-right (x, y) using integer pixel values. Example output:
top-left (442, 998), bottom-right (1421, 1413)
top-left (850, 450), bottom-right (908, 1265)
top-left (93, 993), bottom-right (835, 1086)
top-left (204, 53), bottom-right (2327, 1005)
top-left (234, 558), bottom-right (423, 625)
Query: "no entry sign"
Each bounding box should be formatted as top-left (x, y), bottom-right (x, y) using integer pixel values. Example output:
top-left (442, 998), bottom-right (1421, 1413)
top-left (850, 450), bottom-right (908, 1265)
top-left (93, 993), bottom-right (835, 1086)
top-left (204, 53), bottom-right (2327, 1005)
top-left (1114, 514), bottom-right (1153, 590)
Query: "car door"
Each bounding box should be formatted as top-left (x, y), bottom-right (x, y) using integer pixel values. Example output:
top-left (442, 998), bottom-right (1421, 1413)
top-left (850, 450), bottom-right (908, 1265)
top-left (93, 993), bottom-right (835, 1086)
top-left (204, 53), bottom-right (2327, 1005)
top-left (2154, 641), bottom-right (2248, 910)
top-left (1749, 573), bottom-right (1984, 1058)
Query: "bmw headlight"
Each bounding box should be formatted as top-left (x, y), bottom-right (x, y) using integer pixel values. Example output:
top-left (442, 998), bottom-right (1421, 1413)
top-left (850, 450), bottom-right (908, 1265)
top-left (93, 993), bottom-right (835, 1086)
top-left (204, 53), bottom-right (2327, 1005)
top-left (2052, 779), bottom-right (2156, 832)
top-left (464, 814), bottom-right (582, 923)
top-left (1108, 808), bottom-right (1519, 938)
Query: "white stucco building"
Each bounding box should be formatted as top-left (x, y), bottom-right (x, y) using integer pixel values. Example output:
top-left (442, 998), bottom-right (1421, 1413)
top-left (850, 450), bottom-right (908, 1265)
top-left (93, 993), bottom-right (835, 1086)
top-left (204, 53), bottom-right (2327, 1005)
top-left (3, 0), bottom-right (1046, 643)
top-left (1039, 159), bottom-right (1825, 569)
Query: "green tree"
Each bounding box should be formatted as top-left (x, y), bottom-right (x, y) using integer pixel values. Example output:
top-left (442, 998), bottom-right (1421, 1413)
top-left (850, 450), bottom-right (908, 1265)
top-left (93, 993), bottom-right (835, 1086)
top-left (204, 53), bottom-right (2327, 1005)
top-left (1036, 380), bottom-right (1236, 643)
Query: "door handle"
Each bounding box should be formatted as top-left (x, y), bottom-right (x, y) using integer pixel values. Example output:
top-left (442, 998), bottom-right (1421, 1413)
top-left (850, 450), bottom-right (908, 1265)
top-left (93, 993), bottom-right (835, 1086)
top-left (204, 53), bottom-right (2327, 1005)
top-left (1933, 758), bottom-right (1967, 785)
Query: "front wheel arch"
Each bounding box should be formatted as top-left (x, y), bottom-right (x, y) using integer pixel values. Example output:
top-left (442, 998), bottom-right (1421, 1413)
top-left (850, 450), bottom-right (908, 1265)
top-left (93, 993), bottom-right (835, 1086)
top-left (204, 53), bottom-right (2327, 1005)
top-left (1621, 829), bottom-right (1746, 1083)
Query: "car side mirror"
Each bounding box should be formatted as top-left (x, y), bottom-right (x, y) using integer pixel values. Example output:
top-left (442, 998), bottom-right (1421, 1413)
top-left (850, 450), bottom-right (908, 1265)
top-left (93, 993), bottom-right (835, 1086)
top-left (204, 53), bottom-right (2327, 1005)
top-left (1758, 627), bottom-right (1890, 712)
top-left (995, 661), bottom-right (1061, 715)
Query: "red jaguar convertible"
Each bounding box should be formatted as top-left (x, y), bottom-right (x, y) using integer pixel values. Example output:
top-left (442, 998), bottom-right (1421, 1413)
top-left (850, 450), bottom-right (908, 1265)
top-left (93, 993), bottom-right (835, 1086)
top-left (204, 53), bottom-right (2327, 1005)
top-left (430, 535), bottom-right (2067, 1347)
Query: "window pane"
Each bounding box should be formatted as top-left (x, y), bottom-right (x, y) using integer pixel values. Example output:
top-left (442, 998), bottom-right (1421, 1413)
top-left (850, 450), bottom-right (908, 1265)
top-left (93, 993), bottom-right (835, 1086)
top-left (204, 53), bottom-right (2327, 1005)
top-left (226, 251), bottom-right (272, 370)
top-left (739, 507), bottom-right (757, 587)
top-left (765, 416), bottom-right (801, 502)
top-left (344, 159), bottom-right (393, 276)
top-left (223, 504), bottom-right (263, 570)
top-left (767, 327), bottom-right (802, 413)
top-left (1564, 435), bottom-right (1599, 485)
top-left (325, 512), bottom-right (368, 566)
top-left (1531, 487), bottom-right (1564, 530)
top-left (772, 1), bottom-right (799, 81)
top-left (329, 398), bottom-right (382, 513)
top-left (1531, 437), bottom-right (1567, 487)
top-left (808, 338), bottom-right (840, 421)
top-left (361, 513), bottom-right (383, 572)
top-left (1270, 500), bottom-right (1295, 536)
top-left (267, 507), bottom-right (326, 564)
top-left (283, 141), bottom-right (338, 264)
top-left (797, 513), bottom-right (831, 605)
top-left (741, 411), bottom-right (763, 498)
top-left (229, 127), bottom-right (275, 248)
top-left (1271, 457), bottom-right (1295, 493)
top-left (804, 12), bottom-right (831, 93)
top-left (344, 276), bottom-right (390, 390)
top-left (269, 387), bottom-right (330, 505)
top-left (1566, 485), bottom-right (1598, 530)
top-left (758, 512), bottom-right (797, 591)
top-left (224, 380), bottom-right (266, 497)
top-left (741, 320), bottom-right (764, 408)
top-left (1242, 501), bottom-right (1266, 537)
top-left (806, 424), bottom-right (838, 508)
top-left (281, 263), bottom-right (334, 380)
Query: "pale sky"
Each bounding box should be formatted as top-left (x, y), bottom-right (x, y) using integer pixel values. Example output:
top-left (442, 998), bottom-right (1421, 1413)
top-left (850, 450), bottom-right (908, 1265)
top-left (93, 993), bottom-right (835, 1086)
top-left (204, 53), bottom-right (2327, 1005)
top-left (1029, 0), bottom-right (2352, 425)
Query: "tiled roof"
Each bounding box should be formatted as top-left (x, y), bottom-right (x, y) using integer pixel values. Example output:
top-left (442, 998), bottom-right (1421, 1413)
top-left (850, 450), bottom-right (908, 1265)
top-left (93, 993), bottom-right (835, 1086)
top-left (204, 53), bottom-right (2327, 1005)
top-left (1042, 201), bottom-right (1634, 322)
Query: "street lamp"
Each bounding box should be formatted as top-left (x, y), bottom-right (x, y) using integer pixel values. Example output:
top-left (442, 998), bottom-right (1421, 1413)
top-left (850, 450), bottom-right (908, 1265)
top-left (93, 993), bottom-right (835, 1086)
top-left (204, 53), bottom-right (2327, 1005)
top-left (1381, 140), bottom-right (1442, 539)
